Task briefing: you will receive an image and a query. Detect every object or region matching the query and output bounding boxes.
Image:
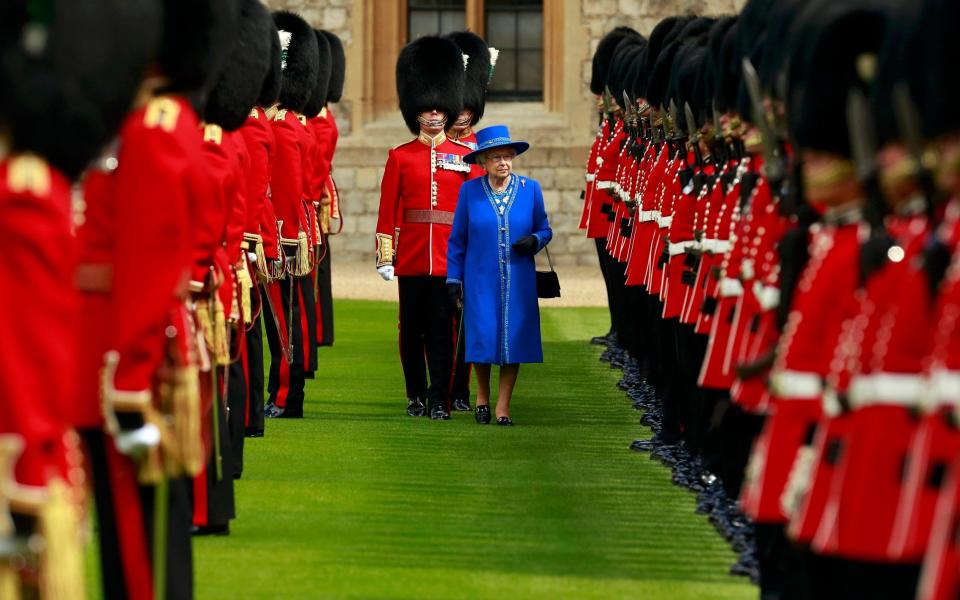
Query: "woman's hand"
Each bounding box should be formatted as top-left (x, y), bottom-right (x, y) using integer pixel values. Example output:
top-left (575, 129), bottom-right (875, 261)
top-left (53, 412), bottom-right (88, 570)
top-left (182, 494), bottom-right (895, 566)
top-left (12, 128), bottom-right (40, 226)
top-left (511, 235), bottom-right (539, 255)
top-left (447, 283), bottom-right (463, 309)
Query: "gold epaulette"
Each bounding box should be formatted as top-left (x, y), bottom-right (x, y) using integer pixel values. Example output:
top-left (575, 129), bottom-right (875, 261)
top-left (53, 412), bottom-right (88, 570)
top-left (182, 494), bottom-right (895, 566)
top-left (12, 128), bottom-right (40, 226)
top-left (249, 108), bottom-right (259, 119)
top-left (273, 109), bottom-right (289, 122)
top-left (448, 138), bottom-right (473, 150)
top-left (144, 96), bottom-right (181, 133)
top-left (203, 123), bottom-right (224, 145)
top-left (7, 154), bottom-right (51, 196)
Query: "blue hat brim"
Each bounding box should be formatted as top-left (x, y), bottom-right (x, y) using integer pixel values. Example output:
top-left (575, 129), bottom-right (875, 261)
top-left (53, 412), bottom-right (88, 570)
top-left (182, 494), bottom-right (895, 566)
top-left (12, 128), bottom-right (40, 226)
top-left (463, 141), bottom-right (530, 164)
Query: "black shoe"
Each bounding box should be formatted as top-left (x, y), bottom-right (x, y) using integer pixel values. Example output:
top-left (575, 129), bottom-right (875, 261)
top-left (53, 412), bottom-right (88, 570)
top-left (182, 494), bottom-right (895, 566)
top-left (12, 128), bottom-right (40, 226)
top-left (192, 524), bottom-right (230, 536)
top-left (406, 397), bottom-right (426, 417)
top-left (245, 428), bottom-right (264, 438)
top-left (452, 397), bottom-right (471, 412)
top-left (475, 405), bottom-right (491, 424)
top-left (429, 405), bottom-right (450, 420)
top-left (496, 416), bottom-right (513, 426)
top-left (264, 403), bottom-right (284, 418)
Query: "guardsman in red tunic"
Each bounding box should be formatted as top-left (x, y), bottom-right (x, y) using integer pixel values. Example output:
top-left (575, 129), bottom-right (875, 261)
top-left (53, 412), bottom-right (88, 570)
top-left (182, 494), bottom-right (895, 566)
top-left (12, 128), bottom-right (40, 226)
top-left (302, 29), bottom-right (333, 366)
top-left (445, 31), bottom-right (494, 413)
top-left (312, 30), bottom-right (346, 349)
top-left (188, 0), bottom-right (273, 533)
top-left (264, 11), bottom-right (320, 419)
top-left (239, 22), bottom-right (284, 438)
top-left (0, 26), bottom-right (91, 580)
top-left (376, 36), bottom-right (477, 419)
top-left (77, 1), bottom-right (241, 595)
top-left (0, 3), bottom-right (151, 595)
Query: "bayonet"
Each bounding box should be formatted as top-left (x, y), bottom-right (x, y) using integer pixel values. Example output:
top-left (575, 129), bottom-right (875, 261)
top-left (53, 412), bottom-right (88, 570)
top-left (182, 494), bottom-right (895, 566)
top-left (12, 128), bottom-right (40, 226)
top-left (742, 58), bottom-right (785, 183)
top-left (846, 87), bottom-right (885, 228)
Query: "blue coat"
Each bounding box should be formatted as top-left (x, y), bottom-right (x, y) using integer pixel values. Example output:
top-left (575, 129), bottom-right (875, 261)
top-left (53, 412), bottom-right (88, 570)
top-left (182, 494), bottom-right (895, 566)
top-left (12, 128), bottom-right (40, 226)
top-left (446, 174), bottom-right (553, 365)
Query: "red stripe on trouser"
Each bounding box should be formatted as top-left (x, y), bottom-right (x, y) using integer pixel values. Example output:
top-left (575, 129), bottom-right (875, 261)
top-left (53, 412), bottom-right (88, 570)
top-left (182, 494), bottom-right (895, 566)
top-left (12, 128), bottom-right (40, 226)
top-left (267, 281), bottom-right (291, 408)
top-left (192, 464), bottom-right (208, 527)
top-left (104, 440), bottom-right (154, 600)
top-left (298, 280), bottom-right (311, 372)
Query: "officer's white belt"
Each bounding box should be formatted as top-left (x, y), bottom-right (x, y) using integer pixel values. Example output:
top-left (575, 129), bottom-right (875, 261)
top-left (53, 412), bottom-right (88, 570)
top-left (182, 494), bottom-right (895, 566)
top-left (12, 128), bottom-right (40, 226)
top-left (770, 370), bottom-right (822, 399)
top-left (637, 210), bottom-right (658, 222)
top-left (585, 173), bottom-right (596, 182)
top-left (718, 277), bottom-right (743, 298)
top-left (668, 240), bottom-right (699, 256)
top-left (656, 215), bottom-right (673, 228)
top-left (928, 370), bottom-right (960, 407)
top-left (596, 180), bottom-right (613, 190)
top-left (847, 372), bottom-right (926, 409)
top-left (702, 239), bottom-right (732, 254)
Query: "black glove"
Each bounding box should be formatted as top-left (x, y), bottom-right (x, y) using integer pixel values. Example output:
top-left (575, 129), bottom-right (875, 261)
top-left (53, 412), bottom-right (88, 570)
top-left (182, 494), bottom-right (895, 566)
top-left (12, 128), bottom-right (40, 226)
top-left (447, 283), bottom-right (462, 309)
top-left (511, 235), bottom-right (539, 255)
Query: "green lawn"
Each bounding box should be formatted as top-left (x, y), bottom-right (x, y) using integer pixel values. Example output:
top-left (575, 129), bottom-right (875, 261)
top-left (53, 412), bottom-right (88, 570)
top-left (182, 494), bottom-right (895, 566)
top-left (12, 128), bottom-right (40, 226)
top-left (98, 299), bottom-right (754, 599)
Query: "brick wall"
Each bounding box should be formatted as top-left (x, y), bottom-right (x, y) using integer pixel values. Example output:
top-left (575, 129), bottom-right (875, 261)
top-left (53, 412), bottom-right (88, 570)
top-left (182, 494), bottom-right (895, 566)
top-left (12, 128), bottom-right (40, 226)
top-left (261, 0), bottom-right (743, 267)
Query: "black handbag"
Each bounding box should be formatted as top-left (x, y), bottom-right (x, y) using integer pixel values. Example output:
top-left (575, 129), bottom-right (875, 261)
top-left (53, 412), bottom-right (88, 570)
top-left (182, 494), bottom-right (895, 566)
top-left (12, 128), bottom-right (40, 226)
top-left (536, 246), bottom-right (561, 299)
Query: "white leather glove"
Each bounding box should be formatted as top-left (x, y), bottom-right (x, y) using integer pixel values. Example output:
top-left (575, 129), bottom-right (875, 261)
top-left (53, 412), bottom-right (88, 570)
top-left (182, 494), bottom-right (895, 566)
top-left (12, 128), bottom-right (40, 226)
top-left (114, 423), bottom-right (161, 458)
top-left (377, 265), bottom-right (395, 281)
top-left (247, 251), bottom-right (258, 263)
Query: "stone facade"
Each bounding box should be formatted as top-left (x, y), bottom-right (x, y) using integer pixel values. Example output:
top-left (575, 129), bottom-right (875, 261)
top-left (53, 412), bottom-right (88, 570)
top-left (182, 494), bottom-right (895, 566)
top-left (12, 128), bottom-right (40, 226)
top-left (262, 0), bottom-right (744, 266)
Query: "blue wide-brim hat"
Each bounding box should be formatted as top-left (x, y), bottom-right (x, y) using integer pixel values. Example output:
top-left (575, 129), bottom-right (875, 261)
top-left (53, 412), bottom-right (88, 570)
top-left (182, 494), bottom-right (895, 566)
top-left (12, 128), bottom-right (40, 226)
top-left (463, 124), bottom-right (530, 164)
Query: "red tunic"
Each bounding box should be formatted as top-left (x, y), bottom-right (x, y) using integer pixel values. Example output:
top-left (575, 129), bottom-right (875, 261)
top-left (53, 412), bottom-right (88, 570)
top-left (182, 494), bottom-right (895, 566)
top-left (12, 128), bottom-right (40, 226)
top-left (239, 107), bottom-right (279, 260)
top-left (375, 132), bottom-right (479, 277)
top-left (0, 155), bottom-right (76, 487)
top-left (270, 109), bottom-right (310, 241)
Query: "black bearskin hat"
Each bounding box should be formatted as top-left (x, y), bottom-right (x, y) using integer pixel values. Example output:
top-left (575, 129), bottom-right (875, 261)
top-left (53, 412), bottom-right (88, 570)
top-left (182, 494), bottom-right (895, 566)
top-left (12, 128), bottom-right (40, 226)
top-left (786, 0), bottom-right (891, 157)
top-left (647, 17), bottom-right (714, 110)
top-left (591, 26), bottom-right (640, 95)
top-left (205, 0), bottom-right (272, 131)
top-left (160, 0), bottom-right (240, 94)
top-left (258, 21), bottom-right (283, 107)
top-left (715, 23), bottom-right (741, 114)
top-left (273, 11), bottom-right (320, 112)
top-left (645, 16), bottom-right (694, 73)
top-left (445, 31), bottom-right (491, 126)
top-left (396, 35), bottom-right (465, 135)
top-left (322, 30), bottom-right (346, 104)
top-left (0, 0), bottom-right (162, 180)
top-left (608, 37), bottom-right (645, 106)
top-left (914, 0), bottom-right (960, 138)
top-left (302, 30), bottom-right (333, 119)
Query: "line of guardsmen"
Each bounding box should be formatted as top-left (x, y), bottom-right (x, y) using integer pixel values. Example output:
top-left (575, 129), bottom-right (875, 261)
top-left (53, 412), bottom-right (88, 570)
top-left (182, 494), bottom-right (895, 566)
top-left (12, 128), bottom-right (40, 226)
top-left (0, 1), bottom-right (346, 598)
top-left (584, 1), bottom-right (960, 599)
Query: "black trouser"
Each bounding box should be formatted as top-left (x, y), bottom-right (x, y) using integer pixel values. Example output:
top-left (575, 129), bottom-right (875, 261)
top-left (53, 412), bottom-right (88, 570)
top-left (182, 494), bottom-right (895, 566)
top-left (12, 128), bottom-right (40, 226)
top-left (265, 277), bottom-right (306, 415)
top-left (82, 428), bottom-right (194, 600)
top-left (398, 275), bottom-right (454, 410)
top-left (227, 355), bottom-right (246, 478)
top-left (194, 383), bottom-right (235, 527)
top-left (594, 237), bottom-right (620, 336)
top-left (316, 235), bottom-right (335, 347)
top-left (245, 311), bottom-right (265, 435)
top-left (651, 305), bottom-right (682, 443)
top-left (451, 306), bottom-right (471, 403)
top-left (299, 274), bottom-right (319, 376)
top-left (675, 323), bottom-right (710, 454)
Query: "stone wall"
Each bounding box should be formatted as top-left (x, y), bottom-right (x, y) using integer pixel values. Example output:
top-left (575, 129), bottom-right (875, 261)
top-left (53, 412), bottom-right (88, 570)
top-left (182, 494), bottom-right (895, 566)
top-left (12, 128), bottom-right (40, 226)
top-left (261, 0), bottom-right (745, 267)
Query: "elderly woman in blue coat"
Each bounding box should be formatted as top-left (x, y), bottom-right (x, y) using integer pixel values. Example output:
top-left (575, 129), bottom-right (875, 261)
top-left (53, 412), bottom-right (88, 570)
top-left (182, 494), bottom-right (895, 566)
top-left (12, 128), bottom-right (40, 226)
top-left (446, 125), bottom-right (553, 426)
